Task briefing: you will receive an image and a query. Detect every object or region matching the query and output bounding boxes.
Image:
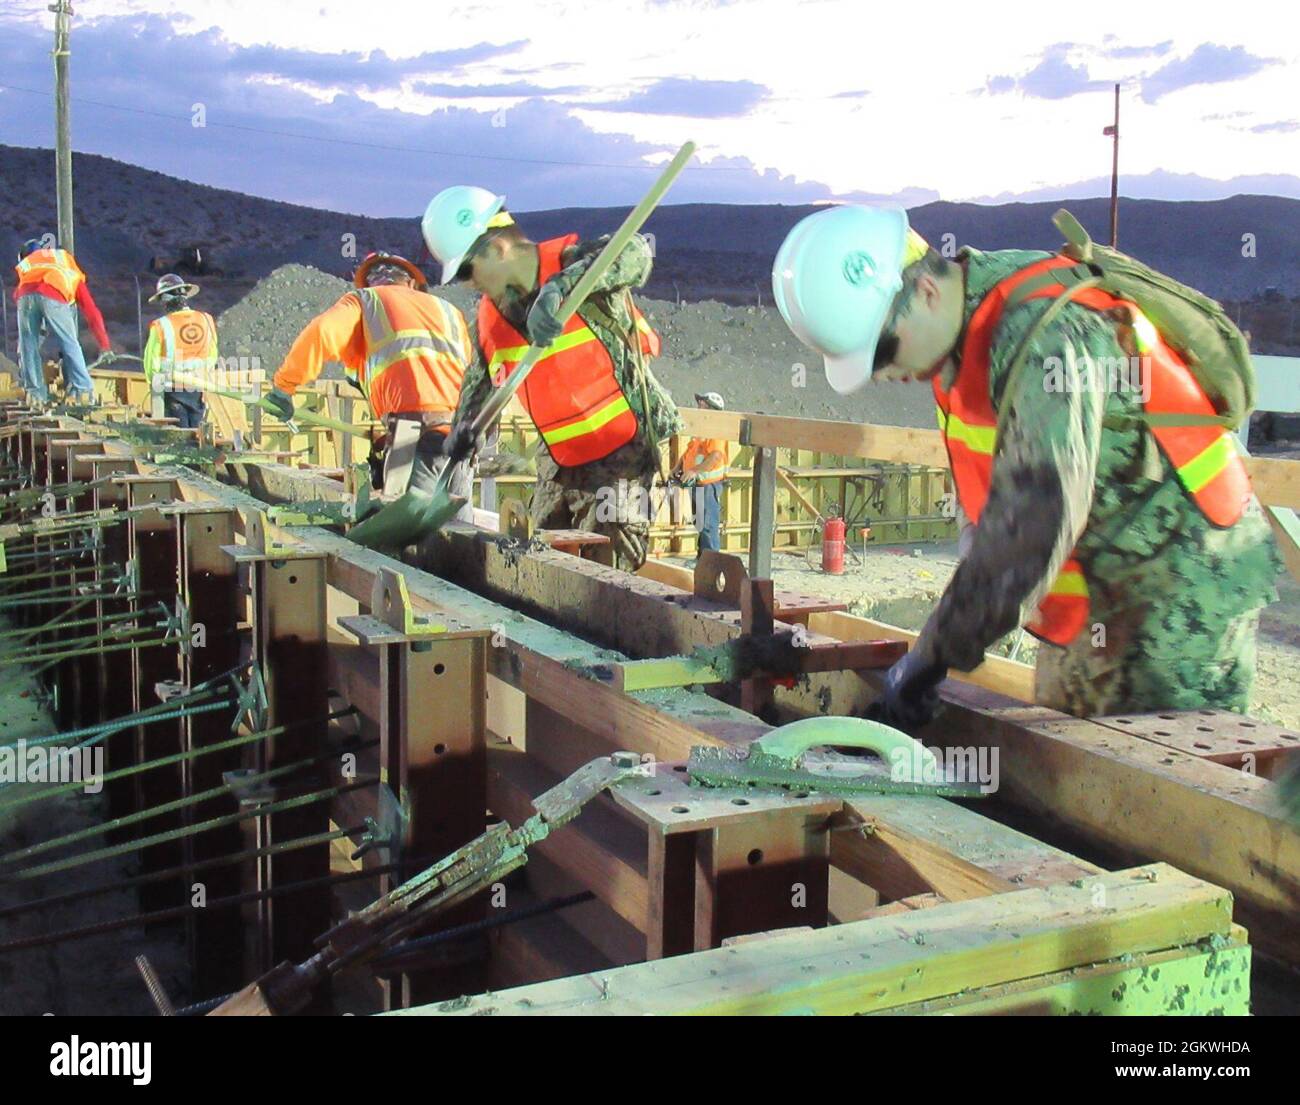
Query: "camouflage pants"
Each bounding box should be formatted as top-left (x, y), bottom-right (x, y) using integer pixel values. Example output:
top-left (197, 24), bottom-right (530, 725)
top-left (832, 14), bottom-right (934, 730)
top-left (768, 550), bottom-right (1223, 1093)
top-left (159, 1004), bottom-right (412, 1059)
top-left (1034, 608), bottom-right (1260, 717)
top-left (528, 441), bottom-right (658, 572)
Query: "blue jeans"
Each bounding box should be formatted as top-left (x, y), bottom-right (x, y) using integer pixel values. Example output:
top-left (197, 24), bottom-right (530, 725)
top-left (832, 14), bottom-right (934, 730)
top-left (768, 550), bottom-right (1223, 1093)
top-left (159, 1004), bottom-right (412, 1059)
top-left (695, 481), bottom-right (722, 554)
top-left (164, 392), bottom-right (206, 429)
top-left (17, 293), bottom-right (93, 400)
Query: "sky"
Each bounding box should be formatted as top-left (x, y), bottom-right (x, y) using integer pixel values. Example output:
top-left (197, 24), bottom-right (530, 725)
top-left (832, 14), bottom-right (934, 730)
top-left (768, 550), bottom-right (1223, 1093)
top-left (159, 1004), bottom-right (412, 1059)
top-left (0, 0), bottom-right (1296, 216)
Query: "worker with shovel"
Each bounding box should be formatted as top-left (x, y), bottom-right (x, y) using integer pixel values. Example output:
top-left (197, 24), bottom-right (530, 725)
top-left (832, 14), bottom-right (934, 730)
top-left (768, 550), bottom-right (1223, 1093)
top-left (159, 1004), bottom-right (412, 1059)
top-left (423, 188), bottom-right (682, 571)
top-left (142, 273), bottom-right (217, 428)
top-left (773, 205), bottom-right (1280, 726)
top-left (670, 391), bottom-right (730, 556)
top-left (266, 252), bottom-right (475, 520)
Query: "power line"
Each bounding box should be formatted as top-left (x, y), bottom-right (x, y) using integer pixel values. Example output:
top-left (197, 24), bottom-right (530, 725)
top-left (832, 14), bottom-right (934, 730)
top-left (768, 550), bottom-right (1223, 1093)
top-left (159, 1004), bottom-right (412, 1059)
top-left (0, 81), bottom-right (759, 173)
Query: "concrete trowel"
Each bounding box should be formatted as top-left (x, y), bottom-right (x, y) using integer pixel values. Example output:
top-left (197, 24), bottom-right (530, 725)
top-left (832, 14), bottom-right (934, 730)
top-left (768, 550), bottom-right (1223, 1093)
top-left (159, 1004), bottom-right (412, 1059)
top-left (347, 139), bottom-right (698, 550)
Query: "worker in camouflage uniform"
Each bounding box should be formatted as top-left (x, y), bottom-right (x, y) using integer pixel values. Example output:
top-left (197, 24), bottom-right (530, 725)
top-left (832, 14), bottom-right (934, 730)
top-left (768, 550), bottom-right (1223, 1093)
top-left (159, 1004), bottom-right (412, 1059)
top-left (773, 205), bottom-right (1280, 724)
top-left (422, 186), bottom-right (682, 571)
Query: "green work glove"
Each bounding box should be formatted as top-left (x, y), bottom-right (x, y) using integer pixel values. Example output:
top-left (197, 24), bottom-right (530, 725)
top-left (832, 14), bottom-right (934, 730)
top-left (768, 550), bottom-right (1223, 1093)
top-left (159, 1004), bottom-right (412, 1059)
top-left (264, 387), bottom-right (295, 421)
top-left (526, 279), bottom-right (566, 347)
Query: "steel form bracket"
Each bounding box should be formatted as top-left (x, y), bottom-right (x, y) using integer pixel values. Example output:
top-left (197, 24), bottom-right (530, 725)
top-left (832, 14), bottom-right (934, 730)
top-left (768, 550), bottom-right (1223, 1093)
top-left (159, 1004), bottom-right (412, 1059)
top-left (336, 568), bottom-right (480, 645)
top-left (230, 664), bottom-right (270, 734)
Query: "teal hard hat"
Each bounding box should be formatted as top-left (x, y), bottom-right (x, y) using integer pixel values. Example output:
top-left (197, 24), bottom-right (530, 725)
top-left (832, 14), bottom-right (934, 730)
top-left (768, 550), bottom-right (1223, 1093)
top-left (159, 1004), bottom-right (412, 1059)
top-left (421, 185), bottom-right (508, 285)
top-left (771, 205), bottom-right (918, 395)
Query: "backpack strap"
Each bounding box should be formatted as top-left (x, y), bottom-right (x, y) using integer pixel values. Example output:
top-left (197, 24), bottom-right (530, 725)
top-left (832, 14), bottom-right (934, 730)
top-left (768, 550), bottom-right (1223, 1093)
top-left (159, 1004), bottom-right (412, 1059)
top-left (1053, 209), bottom-right (1094, 263)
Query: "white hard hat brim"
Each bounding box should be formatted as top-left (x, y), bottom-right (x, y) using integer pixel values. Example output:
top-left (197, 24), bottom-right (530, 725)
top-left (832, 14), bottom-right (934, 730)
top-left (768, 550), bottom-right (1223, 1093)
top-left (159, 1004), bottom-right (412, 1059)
top-left (148, 281), bottom-right (200, 302)
top-left (822, 280), bottom-right (893, 394)
top-left (823, 346), bottom-right (878, 396)
top-left (436, 194), bottom-right (507, 285)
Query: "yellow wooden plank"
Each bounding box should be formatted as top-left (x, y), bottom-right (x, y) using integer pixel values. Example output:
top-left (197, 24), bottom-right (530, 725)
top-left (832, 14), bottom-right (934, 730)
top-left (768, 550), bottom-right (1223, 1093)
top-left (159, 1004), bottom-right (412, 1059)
top-left (394, 863), bottom-right (1233, 1016)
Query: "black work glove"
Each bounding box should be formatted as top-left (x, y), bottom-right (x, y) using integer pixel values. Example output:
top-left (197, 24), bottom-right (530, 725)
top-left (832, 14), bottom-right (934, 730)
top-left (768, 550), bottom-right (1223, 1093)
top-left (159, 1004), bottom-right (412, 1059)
top-left (446, 420), bottom-right (478, 465)
top-left (866, 649), bottom-right (948, 731)
top-left (525, 279), bottom-right (566, 347)
top-left (264, 387), bottom-right (294, 422)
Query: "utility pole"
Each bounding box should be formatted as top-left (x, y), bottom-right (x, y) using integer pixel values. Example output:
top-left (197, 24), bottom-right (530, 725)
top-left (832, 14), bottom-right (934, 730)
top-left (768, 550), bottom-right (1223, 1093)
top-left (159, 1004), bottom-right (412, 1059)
top-left (51, 0), bottom-right (75, 252)
top-left (1102, 82), bottom-right (1119, 247)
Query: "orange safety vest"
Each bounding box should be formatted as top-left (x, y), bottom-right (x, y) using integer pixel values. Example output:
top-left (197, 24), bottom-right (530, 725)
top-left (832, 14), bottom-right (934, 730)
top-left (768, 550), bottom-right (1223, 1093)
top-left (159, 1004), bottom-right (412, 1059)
top-left (150, 310), bottom-right (218, 380)
top-left (934, 254), bottom-right (1252, 646)
top-left (15, 248), bottom-right (85, 304)
top-left (476, 234), bottom-right (661, 467)
top-left (681, 437), bottom-right (728, 484)
top-left (354, 285), bottom-right (469, 423)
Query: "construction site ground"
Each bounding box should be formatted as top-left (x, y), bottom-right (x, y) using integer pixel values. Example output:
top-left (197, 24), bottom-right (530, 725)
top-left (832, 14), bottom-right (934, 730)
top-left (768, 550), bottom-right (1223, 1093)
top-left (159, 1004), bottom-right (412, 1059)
top-left (665, 541), bottom-right (1300, 731)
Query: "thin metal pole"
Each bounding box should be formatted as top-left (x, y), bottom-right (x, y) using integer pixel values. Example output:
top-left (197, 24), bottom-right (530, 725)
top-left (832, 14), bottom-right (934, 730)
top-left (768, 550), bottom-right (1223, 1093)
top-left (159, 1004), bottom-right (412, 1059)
top-left (1109, 83), bottom-right (1120, 247)
top-left (52, 0), bottom-right (75, 252)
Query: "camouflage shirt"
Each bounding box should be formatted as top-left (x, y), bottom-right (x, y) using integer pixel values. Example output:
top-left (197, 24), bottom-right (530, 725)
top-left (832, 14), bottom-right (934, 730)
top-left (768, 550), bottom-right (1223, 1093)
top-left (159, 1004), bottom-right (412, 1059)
top-left (452, 233), bottom-right (683, 463)
top-left (914, 248), bottom-right (1282, 715)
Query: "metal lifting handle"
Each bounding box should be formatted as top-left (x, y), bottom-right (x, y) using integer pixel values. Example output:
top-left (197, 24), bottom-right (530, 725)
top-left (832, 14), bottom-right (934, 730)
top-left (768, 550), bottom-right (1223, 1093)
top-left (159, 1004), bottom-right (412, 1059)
top-left (754, 716), bottom-right (940, 783)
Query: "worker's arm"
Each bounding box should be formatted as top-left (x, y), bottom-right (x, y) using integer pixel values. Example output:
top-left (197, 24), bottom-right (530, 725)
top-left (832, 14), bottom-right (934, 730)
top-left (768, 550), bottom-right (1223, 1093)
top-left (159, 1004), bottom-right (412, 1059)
top-left (912, 305), bottom-right (1111, 673)
top-left (555, 233), bottom-right (654, 296)
top-left (273, 294), bottom-right (365, 394)
top-left (446, 318), bottom-right (495, 459)
top-left (142, 325), bottom-right (160, 385)
top-left (74, 282), bottom-right (112, 353)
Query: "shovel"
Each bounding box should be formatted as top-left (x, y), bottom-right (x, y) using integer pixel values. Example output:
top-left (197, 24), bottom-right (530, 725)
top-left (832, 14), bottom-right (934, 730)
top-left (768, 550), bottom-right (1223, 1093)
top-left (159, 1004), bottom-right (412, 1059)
top-left (348, 139), bottom-right (697, 550)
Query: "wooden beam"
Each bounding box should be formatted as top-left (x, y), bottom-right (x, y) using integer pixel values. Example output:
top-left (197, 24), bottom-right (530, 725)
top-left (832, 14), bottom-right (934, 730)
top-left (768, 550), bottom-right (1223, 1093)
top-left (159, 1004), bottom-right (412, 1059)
top-left (396, 863), bottom-right (1234, 1016)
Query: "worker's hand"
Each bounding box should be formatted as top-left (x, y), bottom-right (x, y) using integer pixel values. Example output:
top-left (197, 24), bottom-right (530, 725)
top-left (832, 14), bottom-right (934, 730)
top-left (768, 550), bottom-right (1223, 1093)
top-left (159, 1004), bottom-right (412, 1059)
top-left (680, 472), bottom-right (699, 488)
top-left (866, 649), bottom-right (947, 731)
top-left (446, 420), bottom-right (478, 465)
top-left (526, 279), bottom-right (566, 347)
top-left (264, 387), bottom-right (295, 422)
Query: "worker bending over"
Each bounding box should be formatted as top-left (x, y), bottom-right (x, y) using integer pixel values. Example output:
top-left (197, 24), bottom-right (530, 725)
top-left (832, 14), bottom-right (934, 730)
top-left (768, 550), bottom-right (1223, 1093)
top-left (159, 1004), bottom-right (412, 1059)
top-left (423, 187), bottom-right (682, 571)
top-left (774, 205), bottom-right (1280, 726)
top-left (13, 238), bottom-right (112, 404)
top-left (268, 252), bottom-right (474, 517)
top-left (143, 273), bottom-right (217, 428)
top-left (671, 391), bottom-right (730, 555)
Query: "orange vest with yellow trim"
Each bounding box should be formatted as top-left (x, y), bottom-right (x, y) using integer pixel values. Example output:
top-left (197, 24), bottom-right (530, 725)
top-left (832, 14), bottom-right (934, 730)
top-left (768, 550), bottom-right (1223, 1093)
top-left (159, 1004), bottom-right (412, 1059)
top-left (476, 235), bottom-right (661, 468)
top-left (354, 284), bottom-right (470, 422)
top-left (934, 254), bottom-right (1252, 646)
top-left (15, 248), bottom-right (85, 304)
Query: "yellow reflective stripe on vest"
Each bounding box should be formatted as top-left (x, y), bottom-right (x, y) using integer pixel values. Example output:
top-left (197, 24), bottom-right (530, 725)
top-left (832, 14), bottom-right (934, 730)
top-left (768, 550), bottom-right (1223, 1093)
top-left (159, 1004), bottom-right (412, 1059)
top-left (936, 407), bottom-right (997, 455)
top-left (1049, 568), bottom-right (1089, 597)
top-left (487, 325), bottom-right (602, 376)
top-left (541, 394), bottom-right (631, 445)
top-left (1177, 431), bottom-right (1237, 494)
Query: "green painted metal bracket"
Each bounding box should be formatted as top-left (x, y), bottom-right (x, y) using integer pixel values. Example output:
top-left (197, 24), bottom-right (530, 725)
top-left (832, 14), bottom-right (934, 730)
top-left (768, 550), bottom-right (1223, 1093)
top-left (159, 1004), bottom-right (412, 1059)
top-left (688, 716), bottom-right (983, 798)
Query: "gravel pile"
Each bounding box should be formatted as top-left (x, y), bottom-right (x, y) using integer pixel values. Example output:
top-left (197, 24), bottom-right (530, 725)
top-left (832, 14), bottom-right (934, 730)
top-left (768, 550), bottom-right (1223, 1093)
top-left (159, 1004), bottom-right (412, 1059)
top-left (216, 264), bottom-right (935, 429)
top-left (215, 264), bottom-right (353, 370)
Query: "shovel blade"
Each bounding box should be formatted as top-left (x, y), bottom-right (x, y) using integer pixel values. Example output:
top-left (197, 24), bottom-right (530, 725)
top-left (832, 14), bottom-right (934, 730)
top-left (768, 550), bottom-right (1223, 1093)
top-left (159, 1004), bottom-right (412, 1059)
top-left (348, 489), bottom-right (468, 549)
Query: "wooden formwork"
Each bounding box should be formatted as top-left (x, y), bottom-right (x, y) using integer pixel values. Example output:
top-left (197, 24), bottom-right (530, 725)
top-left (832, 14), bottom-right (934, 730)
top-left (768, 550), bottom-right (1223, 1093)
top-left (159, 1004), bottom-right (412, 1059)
top-left (3, 404), bottom-right (1296, 1016)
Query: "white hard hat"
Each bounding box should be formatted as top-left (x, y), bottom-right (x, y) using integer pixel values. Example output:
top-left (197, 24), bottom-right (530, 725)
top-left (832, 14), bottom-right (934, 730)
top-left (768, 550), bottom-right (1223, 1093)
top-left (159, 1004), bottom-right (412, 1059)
top-left (772, 205), bottom-right (925, 395)
top-left (421, 185), bottom-right (508, 285)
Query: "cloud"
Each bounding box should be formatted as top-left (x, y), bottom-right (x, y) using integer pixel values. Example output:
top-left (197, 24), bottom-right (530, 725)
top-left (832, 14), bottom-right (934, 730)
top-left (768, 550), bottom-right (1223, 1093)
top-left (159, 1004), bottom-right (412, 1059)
top-left (986, 45), bottom-right (1108, 99)
top-left (1101, 40), bottom-right (1173, 59)
top-left (1140, 43), bottom-right (1278, 103)
top-left (1250, 120), bottom-right (1300, 134)
top-left (412, 81), bottom-right (589, 98)
top-left (226, 40), bottom-right (529, 89)
top-left (583, 77), bottom-right (769, 118)
top-left (970, 167), bottom-right (1300, 203)
top-left (0, 14), bottom-right (887, 213)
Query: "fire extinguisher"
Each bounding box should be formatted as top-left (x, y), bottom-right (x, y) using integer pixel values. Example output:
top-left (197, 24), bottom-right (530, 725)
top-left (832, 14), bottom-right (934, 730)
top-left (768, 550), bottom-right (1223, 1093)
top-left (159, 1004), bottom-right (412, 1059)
top-left (822, 514), bottom-right (845, 575)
